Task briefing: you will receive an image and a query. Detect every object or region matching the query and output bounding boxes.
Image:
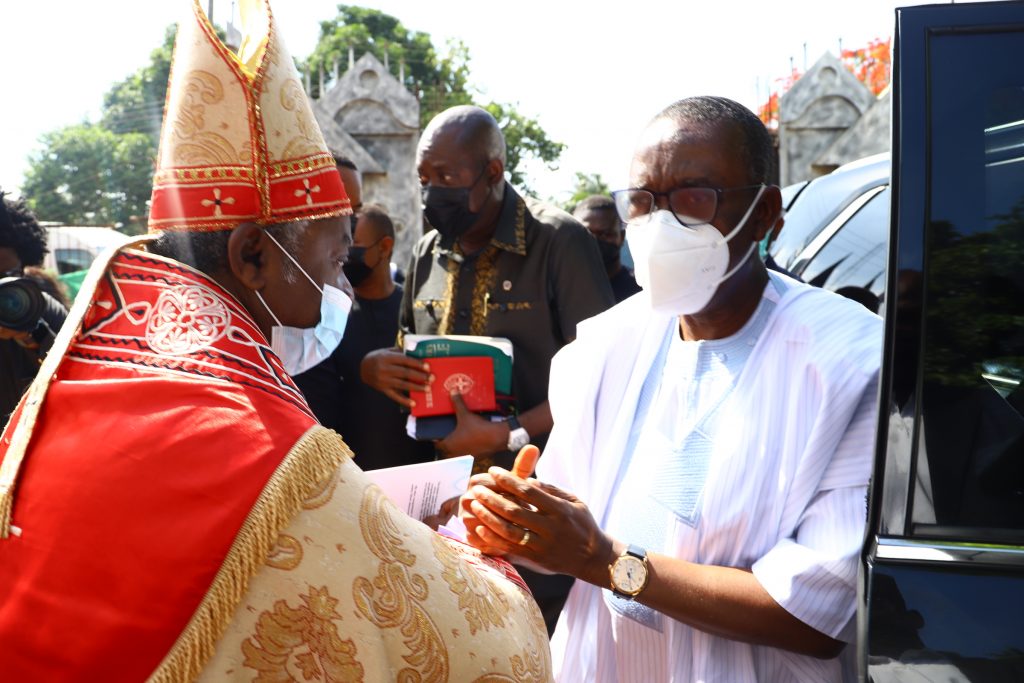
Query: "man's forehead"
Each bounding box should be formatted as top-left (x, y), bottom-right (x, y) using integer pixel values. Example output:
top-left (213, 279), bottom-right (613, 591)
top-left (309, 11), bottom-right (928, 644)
top-left (577, 207), bottom-right (619, 232)
top-left (630, 117), bottom-right (739, 185)
top-left (418, 123), bottom-right (489, 169)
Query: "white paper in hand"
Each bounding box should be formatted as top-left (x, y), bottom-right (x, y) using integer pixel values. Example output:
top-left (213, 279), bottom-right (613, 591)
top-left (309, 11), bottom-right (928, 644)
top-left (363, 455), bottom-right (474, 522)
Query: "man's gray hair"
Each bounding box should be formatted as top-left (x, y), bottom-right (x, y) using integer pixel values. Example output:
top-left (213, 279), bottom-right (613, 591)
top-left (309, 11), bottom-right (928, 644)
top-left (655, 96), bottom-right (774, 185)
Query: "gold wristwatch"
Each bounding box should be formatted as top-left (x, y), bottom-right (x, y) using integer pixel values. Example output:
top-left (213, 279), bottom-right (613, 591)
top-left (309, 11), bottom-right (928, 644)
top-left (609, 544), bottom-right (650, 599)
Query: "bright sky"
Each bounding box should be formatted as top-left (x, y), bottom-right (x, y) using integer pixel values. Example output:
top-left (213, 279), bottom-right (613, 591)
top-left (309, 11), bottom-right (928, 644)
top-left (0, 0), bottom-right (969, 207)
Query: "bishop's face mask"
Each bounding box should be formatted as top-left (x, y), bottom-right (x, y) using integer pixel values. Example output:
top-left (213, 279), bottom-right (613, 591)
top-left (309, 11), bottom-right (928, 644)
top-left (256, 230), bottom-right (352, 376)
top-left (421, 166), bottom-right (489, 243)
top-left (626, 185), bottom-right (765, 316)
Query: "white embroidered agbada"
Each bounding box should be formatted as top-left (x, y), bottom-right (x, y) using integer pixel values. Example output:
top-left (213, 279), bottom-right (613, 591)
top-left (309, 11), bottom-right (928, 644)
top-left (537, 273), bottom-right (882, 683)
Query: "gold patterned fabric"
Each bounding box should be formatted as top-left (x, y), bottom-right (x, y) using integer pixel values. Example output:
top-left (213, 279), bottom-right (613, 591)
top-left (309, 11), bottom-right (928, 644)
top-left (148, 0), bottom-right (350, 233)
top-left (196, 445), bottom-right (552, 682)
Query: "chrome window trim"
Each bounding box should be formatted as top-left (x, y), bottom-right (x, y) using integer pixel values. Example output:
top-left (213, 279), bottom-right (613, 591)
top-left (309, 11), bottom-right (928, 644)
top-left (872, 536), bottom-right (1024, 567)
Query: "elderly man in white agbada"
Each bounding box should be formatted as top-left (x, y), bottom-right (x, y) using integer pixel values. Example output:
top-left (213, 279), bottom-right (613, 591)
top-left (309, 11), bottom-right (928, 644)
top-left (460, 96), bottom-right (882, 683)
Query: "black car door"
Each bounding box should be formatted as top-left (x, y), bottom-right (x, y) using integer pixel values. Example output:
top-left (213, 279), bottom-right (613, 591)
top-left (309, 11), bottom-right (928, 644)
top-left (862, 2), bottom-right (1024, 682)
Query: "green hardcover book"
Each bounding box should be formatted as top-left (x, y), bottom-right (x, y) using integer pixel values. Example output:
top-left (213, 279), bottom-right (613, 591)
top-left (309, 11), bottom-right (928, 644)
top-left (404, 334), bottom-right (514, 395)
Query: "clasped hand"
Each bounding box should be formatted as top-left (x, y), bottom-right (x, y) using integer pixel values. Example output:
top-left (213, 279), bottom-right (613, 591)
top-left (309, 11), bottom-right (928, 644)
top-left (458, 449), bottom-right (614, 586)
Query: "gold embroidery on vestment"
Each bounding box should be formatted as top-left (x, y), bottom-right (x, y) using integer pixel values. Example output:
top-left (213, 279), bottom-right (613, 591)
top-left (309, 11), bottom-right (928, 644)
top-left (171, 70), bottom-right (245, 166)
top-left (510, 643), bottom-right (549, 683)
top-left (279, 78), bottom-right (325, 160)
top-left (241, 584), bottom-right (365, 682)
top-left (146, 427), bottom-right (355, 683)
top-left (301, 465), bottom-right (341, 510)
top-left (352, 484), bottom-right (450, 681)
top-left (430, 533), bottom-right (509, 635)
top-left (265, 534), bottom-right (303, 571)
top-left (468, 645), bottom-right (549, 682)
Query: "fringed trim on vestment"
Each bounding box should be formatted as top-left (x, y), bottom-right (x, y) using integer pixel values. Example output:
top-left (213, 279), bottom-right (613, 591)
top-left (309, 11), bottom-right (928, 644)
top-left (146, 425), bottom-right (354, 683)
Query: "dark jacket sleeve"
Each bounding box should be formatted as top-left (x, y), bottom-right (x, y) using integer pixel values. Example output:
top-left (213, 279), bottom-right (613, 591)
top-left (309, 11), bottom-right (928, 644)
top-left (542, 209), bottom-right (615, 343)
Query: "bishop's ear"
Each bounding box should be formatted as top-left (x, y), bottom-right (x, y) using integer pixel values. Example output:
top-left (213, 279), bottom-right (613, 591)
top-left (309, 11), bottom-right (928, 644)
top-left (226, 222), bottom-right (271, 290)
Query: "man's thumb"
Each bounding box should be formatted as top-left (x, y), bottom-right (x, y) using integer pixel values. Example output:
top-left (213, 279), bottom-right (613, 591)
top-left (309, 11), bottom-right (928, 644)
top-left (450, 391), bottom-right (469, 415)
top-left (512, 444), bottom-right (540, 479)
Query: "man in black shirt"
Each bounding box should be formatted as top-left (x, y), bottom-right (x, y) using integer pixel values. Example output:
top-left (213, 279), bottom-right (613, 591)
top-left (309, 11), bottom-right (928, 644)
top-left (574, 194), bottom-right (641, 303)
top-left (362, 105), bottom-right (614, 467)
top-left (294, 205), bottom-right (433, 470)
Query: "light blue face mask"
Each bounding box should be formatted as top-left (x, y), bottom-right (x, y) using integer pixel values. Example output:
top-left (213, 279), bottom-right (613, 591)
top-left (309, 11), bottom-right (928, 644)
top-left (256, 231), bottom-right (352, 376)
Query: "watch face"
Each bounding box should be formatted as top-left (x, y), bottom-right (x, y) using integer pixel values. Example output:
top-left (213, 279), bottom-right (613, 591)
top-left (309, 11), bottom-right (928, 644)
top-left (509, 428), bottom-right (530, 451)
top-left (611, 555), bottom-right (647, 595)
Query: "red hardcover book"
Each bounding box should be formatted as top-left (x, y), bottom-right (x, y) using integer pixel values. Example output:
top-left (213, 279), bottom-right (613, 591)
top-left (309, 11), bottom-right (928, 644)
top-left (410, 356), bottom-right (497, 417)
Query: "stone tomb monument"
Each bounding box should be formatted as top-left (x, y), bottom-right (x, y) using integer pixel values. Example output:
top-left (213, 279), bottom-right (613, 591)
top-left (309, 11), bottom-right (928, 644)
top-left (313, 53), bottom-right (422, 268)
top-left (778, 52), bottom-right (877, 186)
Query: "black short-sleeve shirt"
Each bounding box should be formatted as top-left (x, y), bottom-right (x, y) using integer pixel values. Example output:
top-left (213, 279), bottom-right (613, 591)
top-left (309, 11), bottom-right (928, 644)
top-left (401, 184), bottom-right (615, 421)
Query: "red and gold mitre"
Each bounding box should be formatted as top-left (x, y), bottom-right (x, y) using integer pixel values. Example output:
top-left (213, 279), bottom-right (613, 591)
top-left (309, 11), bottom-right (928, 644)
top-left (148, 0), bottom-right (350, 233)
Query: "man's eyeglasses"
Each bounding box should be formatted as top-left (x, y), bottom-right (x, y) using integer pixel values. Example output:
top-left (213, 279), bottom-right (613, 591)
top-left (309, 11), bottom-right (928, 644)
top-left (611, 184), bottom-right (764, 227)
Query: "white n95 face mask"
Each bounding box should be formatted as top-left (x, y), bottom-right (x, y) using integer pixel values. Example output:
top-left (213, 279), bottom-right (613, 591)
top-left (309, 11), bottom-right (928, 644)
top-left (256, 231), bottom-right (352, 376)
top-left (626, 185), bottom-right (765, 316)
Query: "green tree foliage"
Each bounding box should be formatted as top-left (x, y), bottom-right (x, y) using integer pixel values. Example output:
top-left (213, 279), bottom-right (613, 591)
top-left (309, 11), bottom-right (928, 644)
top-left (304, 6), bottom-right (473, 120)
top-left (24, 24), bottom-right (222, 232)
top-left (483, 103), bottom-right (565, 189)
top-left (22, 124), bottom-right (153, 233)
top-left (306, 6), bottom-right (564, 188)
top-left (24, 7), bottom-right (566, 229)
top-left (564, 172), bottom-right (611, 213)
top-left (23, 27), bottom-right (178, 232)
top-left (102, 25), bottom-right (177, 142)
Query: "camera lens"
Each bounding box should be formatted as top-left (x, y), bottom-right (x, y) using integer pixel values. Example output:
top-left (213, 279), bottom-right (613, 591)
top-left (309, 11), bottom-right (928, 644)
top-left (0, 277), bottom-right (45, 332)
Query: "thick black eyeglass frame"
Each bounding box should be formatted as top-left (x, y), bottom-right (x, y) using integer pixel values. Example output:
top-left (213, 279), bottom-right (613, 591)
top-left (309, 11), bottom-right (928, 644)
top-left (611, 184), bottom-right (764, 227)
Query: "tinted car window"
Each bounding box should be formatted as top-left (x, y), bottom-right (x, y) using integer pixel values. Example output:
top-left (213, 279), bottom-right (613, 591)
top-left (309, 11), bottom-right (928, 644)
top-left (800, 186), bottom-right (889, 305)
top-left (54, 248), bottom-right (94, 274)
top-left (911, 31), bottom-right (1024, 542)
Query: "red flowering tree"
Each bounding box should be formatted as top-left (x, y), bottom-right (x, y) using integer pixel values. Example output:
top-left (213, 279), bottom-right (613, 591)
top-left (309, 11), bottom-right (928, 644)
top-left (841, 37), bottom-right (892, 96)
top-left (758, 38), bottom-right (892, 129)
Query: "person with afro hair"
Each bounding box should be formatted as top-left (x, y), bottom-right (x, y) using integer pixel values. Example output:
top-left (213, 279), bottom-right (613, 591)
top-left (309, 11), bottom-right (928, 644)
top-left (0, 193), bottom-right (47, 273)
top-left (0, 191), bottom-right (68, 425)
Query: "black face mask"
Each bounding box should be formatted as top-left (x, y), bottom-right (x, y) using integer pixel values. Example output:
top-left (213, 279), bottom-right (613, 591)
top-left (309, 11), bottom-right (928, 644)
top-left (596, 239), bottom-right (620, 269)
top-left (421, 167), bottom-right (488, 243)
top-left (343, 241), bottom-right (382, 288)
